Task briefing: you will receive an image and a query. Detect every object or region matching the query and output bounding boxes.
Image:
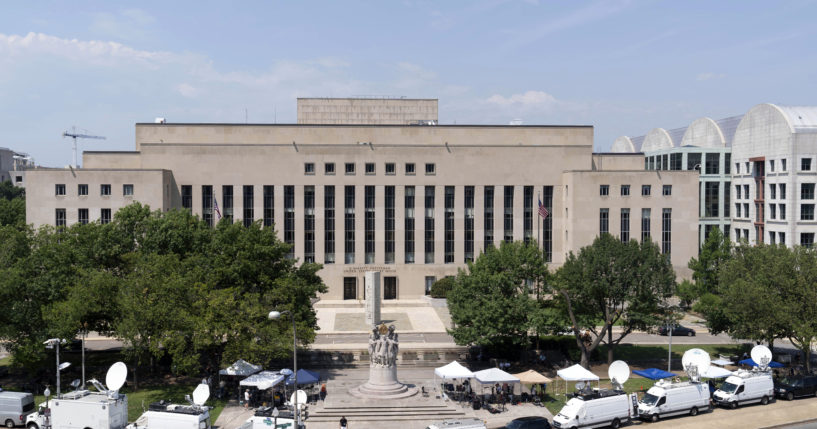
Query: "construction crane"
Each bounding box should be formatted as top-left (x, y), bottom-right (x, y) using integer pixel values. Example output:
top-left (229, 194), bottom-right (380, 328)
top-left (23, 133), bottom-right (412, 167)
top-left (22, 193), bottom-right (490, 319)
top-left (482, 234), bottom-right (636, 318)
top-left (62, 126), bottom-right (106, 168)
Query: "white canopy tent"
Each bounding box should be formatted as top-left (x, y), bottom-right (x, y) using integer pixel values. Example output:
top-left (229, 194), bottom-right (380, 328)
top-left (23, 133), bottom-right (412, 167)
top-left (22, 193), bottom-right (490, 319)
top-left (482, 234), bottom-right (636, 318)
top-left (473, 368), bottom-right (522, 395)
top-left (434, 361), bottom-right (475, 380)
top-left (220, 359), bottom-right (263, 377)
top-left (711, 359), bottom-right (733, 367)
top-left (701, 366), bottom-right (733, 379)
top-left (240, 371), bottom-right (286, 390)
top-left (556, 364), bottom-right (600, 394)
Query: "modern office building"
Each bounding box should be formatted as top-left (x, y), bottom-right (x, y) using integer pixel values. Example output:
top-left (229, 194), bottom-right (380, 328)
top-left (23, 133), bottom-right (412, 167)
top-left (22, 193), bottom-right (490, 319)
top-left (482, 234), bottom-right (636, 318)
top-left (24, 98), bottom-right (698, 300)
top-left (0, 147), bottom-right (33, 186)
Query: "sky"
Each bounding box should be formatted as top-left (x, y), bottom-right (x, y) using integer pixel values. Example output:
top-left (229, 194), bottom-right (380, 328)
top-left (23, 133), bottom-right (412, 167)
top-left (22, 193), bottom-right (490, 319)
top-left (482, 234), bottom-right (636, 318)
top-left (1, 0), bottom-right (816, 167)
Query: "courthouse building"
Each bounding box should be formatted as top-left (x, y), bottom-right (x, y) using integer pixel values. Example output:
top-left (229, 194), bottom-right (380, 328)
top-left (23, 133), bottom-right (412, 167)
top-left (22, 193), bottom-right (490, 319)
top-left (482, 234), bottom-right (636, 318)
top-left (25, 98), bottom-right (698, 300)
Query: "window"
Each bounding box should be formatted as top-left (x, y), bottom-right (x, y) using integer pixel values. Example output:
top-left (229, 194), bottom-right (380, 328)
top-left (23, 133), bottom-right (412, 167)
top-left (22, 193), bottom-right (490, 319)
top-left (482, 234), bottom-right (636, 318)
top-left (621, 185), bottom-right (630, 196)
top-left (464, 186), bottom-right (475, 262)
top-left (770, 183), bottom-right (776, 200)
top-left (425, 163), bottom-right (436, 175)
top-left (503, 186), bottom-right (514, 243)
top-left (78, 184), bottom-right (88, 196)
top-left (780, 184), bottom-right (786, 199)
top-left (304, 163), bottom-right (315, 175)
top-left (735, 163), bottom-right (740, 174)
top-left (641, 208), bottom-right (651, 242)
top-left (484, 186), bottom-right (494, 247)
top-left (325, 162), bottom-right (335, 175)
top-left (736, 184), bottom-right (741, 200)
top-left (343, 277), bottom-right (357, 300)
top-left (445, 186), bottom-right (455, 263)
top-left (385, 163), bottom-right (396, 175)
top-left (769, 231), bottom-right (776, 245)
top-left (182, 185), bottom-right (193, 210)
top-left (222, 185), bottom-right (233, 223)
top-left (304, 186), bottom-right (315, 263)
top-left (599, 185), bottom-right (609, 196)
top-left (744, 203), bottom-right (750, 218)
top-left (802, 158), bottom-right (812, 171)
top-left (770, 160), bottom-right (775, 172)
top-left (405, 186), bottom-right (415, 263)
top-left (705, 182), bottom-right (720, 217)
top-left (345, 163), bottom-right (355, 175)
top-left (782, 159), bottom-right (787, 171)
top-left (15, 176), bottom-right (22, 183)
top-left (425, 276), bottom-right (436, 296)
top-left (123, 184), bottom-right (134, 196)
top-left (802, 183), bottom-right (815, 200)
top-left (662, 209), bottom-right (672, 255)
top-left (662, 185), bottom-right (672, 196)
top-left (705, 153), bottom-right (720, 174)
top-left (743, 185), bottom-right (750, 199)
top-left (662, 154), bottom-right (668, 170)
top-left (524, 186), bottom-right (533, 245)
top-left (365, 163), bottom-right (376, 175)
top-left (101, 208), bottom-right (111, 225)
top-left (687, 153), bottom-right (701, 171)
top-left (284, 186), bottom-right (295, 257)
top-left (600, 208), bottom-right (609, 235)
top-left (620, 208), bottom-right (630, 243)
top-left (745, 162), bottom-right (750, 173)
top-left (670, 153), bottom-right (682, 170)
top-left (385, 186), bottom-right (395, 264)
top-left (802, 233), bottom-right (815, 248)
top-left (384, 277), bottom-right (397, 300)
top-left (55, 184), bottom-right (66, 196)
top-left (642, 185), bottom-right (651, 196)
top-left (325, 186), bottom-right (335, 264)
top-left (202, 185), bottom-right (213, 226)
top-left (364, 186), bottom-right (375, 264)
top-left (725, 153), bottom-right (731, 174)
top-left (779, 232), bottom-right (786, 244)
top-left (725, 181), bottom-right (731, 217)
top-left (770, 204), bottom-right (776, 220)
top-left (344, 185), bottom-right (355, 264)
top-left (263, 185), bottom-right (274, 227)
top-left (425, 186), bottom-right (435, 263)
top-left (243, 186), bottom-right (254, 227)
top-left (78, 208), bottom-right (89, 225)
top-left (406, 163), bottom-right (416, 175)
top-left (55, 208), bottom-right (66, 227)
top-left (543, 186), bottom-right (553, 262)
top-left (801, 204), bottom-right (814, 220)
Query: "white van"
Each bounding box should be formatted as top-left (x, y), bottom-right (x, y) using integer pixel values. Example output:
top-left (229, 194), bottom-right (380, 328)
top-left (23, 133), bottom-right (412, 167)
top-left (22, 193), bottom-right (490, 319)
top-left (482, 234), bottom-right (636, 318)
top-left (26, 390), bottom-right (128, 429)
top-left (0, 391), bottom-right (35, 428)
top-left (638, 380), bottom-right (710, 421)
top-left (426, 418), bottom-right (487, 429)
top-left (126, 401), bottom-right (211, 429)
top-left (552, 390), bottom-right (632, 429)
top-left (713, 371), bottom-right (774, 409)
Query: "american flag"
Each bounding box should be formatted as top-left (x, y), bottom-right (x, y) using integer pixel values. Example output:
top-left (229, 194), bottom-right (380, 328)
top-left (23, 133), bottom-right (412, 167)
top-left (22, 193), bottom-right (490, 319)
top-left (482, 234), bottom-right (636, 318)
top-left (538, 198), bottom-right (549, 219)
top-left (213, 196), bottom-right (222, 219)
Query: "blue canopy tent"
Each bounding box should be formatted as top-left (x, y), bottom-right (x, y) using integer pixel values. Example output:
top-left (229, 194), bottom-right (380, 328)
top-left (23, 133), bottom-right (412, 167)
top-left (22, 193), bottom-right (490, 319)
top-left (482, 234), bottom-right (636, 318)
top-left (633, 368), bottom-right (676, 380)
top-left (285, 369), bottom-right (321, 386)
top-left (738, 358), bottom-right (784, 368)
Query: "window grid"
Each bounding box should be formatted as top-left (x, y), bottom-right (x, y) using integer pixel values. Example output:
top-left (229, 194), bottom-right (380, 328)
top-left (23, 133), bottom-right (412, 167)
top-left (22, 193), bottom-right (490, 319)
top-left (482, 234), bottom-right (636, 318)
top-left (78, 208), bottom-right (89, 225)
top-left (243, 185), bottom-right (254, 227)
top-left (385, 186), bottom-right (395, 264)
top-left (304, 186), bottom-right (315, 263)
top-left (620, 208), bottom-right (630, 242)
top-left (55, 208), bottom-right (66, 227)
top-left (405, 186), bottom-right (415, 263)
top-left (101, 208), bottom-right (111, 225)
top-left (543, 186), bottom-right (553, 262)
top-left (365, 186), bottom-right (375, 264)
top-left (503, 186), bottom-right (514, 243)
top-left (704, 182), bottom-right (720, 217)
top-left (464, 186), bottom-right (475, 262)
top-left (424, 186), bottom-right (435, 264)
top-left (222, 185), bottom-right (233, 223)
top-left (55, 184), bottom-right (66, 196)
top-left (600, 208), bottom-right (609, 235)
top-left (123, 184), bottom-right (134, 196)
top-left (662, 208), bottom-right (672, 255)
top-left (324, 186), bottom-right (335, 264)
top-left (202, 185), bottom-right (213, 227)
top-left (263, 185), bottom-right (274, 227)
top-left (78, 184), bottom-right (88, 196)
top-left (182, 185), bottom-right (193, 211)
top-left (641, 208), bottom-right (651, 242)
top-left (600, 185), bottom-right (609, 196)
top-left (101, 184), bottom-right (111, 196)
top-left (523, 186), bottom-right (533, 245)
top-left (484, 186), bottom-right (494, 247)
top-left (642, 185), bottom-right (651, 196)
top-left (621, 185), bottom-right (630, 196)
top-left (344, 185), bottom-right (355, 264)
top-left (284, 186), bottom-right (295, 258)
top-left (445, 186), bottom-right (455, 263)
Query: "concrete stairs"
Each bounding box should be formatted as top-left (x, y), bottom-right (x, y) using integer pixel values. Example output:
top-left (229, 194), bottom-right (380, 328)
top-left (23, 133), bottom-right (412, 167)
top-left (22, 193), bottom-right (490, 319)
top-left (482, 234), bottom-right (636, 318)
top-left (306, 403), bottom-right (467, 422)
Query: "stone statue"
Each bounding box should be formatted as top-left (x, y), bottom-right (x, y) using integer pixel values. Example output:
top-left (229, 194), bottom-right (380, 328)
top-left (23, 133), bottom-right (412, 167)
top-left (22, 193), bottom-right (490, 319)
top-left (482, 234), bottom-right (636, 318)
top-left (350, 323), bottom-right (417, 399)
top-left (368, 327), bottom-right (378, 363)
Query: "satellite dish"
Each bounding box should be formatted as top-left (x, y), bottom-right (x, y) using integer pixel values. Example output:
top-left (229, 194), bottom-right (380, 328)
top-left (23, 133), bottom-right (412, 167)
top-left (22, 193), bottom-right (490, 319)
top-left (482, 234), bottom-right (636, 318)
top-left (290, 390), bottom-right (307, 407)
top-left (280, 368), bottom-right (293, 376)
top-left (105, 362), bottom-right (128, 392)
top-left (608, 360), bottom-right (630, 389)
top-left (682, 348), bottom-right (711, 381)
top-left (575, 381), bottom-right (586, 390)
top-left (58, 362), bottom-right (72, 371)
top-left (70, 379), bottom-right (81, 389)
top-left (192, 383), bottom-right (210, 406)
top-left (751, 345), bottom-right (773, 370)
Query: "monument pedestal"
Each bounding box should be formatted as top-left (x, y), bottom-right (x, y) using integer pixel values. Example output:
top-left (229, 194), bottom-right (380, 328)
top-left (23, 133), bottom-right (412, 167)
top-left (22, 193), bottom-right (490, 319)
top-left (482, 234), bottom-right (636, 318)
top-left (349, 365), bottom-right (418, 399)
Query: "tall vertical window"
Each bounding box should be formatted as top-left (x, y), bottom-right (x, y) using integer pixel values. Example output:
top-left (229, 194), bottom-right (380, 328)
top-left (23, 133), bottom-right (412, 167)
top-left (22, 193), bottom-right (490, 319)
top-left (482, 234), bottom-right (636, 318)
top-left (503, 186), bottom-right (514, 243)
top-left (687, 153), bottom-right (701, 171)
top-left (705, 182), bottom-right (720, 217)
top-left (263, 186), bottom-right (274, 227)
top-left (802, 183), bottom-right (815, 200)
top-left (600, 208), bottom-right (609, 235)
top-left (385, 186), bottom-right (395, 264)
top-left (182, 185), bottom-right (193, 211)
top-left (344, 186), bottom-right (355, 264)
top-left (101, 208), bottom-right (111, 225)
top-left (243, 185), bottom-right (254, 226)
top-left (801, 233), bottom-right (815, 248)
top-left (543, 186), bottom-right (553, 262)
top-left (425, 276), bottom-right (435, 296)
top-left (222, 185), bottom-right (234, 223)
top-left (78, 208), bottom-right (89, 225)
top-left (780, 184), bottom-right (786, 199)
top-left (484, 186), bottom-right (494, 247)
top-left (770, 184), bottom-right (776, 199)
top-left (670, 153), bottom-right (682, 170)
top-left (620, 208), bottom-right (630, 242)
top-left (284, 186), bottom-right (295, 258)
top-left (424, 186), bottom-right (435, 264)
top-left (405, 186), bottom-right (415, 263)
top-left (343, 277), bottom-right (357, 300)
top-left (641, 208), bottom-right (651, 242)
top-left (202, 185), bottom-right (214, 226)
top-left (55, 208), bottom-right (66, 227)
top-left (444, 186), bottom-right (455, 263)
top-left (304, 186), bottom-right (315, 263)
top-left (524, 186), bottom-right (533, 245)
top-left (464, 186), bottom-right (475, 262)
top-left (324, 186), bottom-right (335, 264)
top-left (365, 186), bottom-right (375, 264)
top-left (384, 277), bottom-right (397, 300)
top-left (705, 153), bottom-right (720, 174)
top-left (724, 181), bottom-right (731, 217)
top-left (662, 208), bottom-right (672, 255)
top-left (725, 153), bottom-right (731, 174)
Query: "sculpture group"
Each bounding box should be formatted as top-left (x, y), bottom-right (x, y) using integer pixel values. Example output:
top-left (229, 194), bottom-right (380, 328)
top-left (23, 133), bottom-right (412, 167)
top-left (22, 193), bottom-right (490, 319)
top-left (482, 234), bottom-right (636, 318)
top-left (351, 322), bottom-right (417, 399)
top-left (369, 324), bottom-right (399, 367)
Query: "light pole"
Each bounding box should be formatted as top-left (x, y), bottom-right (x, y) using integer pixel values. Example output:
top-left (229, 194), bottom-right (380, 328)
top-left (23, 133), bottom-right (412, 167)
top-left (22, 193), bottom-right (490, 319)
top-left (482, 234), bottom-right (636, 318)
top-left (269, 310), bottom-right (300, 429)
top-left (44, 339), bottom-right (65, 397)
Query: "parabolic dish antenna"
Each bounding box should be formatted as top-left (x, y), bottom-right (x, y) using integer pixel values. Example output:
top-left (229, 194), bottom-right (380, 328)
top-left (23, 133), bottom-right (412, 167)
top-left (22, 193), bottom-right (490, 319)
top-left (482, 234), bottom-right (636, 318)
top-left (751, 345), bottom-right (773, 369)
top-left (290, 390), bottom-right (307, 406)
top-left (608, 360), bottom-right (630, 389)
top-left (58, 362), bottom-right (72, 371)
top-left (575, 381), bottom-right (586, 390)
top-left (682, 348), bottom-right (711, 381)
top-left (192, 383), bottom-right (210, 406)
top-left (106, 362), bottom-right (128, 392)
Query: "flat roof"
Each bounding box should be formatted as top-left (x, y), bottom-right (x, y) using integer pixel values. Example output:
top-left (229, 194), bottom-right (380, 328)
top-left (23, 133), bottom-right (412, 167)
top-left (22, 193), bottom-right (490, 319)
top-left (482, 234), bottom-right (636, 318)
top-left (135, 123), bottom-right (593, 129)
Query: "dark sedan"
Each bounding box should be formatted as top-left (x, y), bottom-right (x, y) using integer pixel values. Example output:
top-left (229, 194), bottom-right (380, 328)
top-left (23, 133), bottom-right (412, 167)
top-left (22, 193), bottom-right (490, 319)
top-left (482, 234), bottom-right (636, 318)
top-left (501, 416), bottom-right (551, 429)
top-left (658, 325), bottom-right (696, 336)
top-left (775, 375), bottom-right (817, 400)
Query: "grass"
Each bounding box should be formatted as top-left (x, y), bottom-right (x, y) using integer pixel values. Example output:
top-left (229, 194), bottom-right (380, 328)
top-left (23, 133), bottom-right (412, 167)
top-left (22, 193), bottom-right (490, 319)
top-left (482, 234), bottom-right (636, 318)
top-left (0, 356), bottom-right (10, 367)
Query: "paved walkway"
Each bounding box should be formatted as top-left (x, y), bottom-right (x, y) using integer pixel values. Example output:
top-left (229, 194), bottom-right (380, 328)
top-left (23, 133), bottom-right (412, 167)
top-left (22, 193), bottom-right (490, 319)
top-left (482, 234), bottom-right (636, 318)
top-left (315, 300), bottom-right (450, 334)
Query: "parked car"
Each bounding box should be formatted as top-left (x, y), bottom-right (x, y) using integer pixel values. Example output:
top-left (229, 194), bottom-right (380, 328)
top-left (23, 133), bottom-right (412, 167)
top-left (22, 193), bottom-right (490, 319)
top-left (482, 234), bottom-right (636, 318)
top-left (658, 325), bottom-right (696, 336)
top-left (774, 375), bottom-right (817, 400)
top-left (501, 416), bottom-right (551, 429)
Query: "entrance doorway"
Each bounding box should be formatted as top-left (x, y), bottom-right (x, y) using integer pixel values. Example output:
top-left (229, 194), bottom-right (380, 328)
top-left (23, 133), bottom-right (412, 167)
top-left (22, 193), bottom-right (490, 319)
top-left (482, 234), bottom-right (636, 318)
top-left (384, 277), bottom-right (397, 300)
top-left (343, 277), bottom-right (357, 300)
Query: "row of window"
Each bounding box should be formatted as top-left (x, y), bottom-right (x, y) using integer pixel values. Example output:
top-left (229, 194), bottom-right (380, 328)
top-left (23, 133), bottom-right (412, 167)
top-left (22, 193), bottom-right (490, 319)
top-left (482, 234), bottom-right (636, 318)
top-left (599, 208), bottom-right (672, 254)
top-left (600, 184), bottom-right (671, 196)
top-left (55, 208), bottom-right (113, 226)
top-left (305, 162), bottom-right (436, 176)
top-left (646, 152), bottom-right (731, 175)
top-left (56, 183), bottom-right (133, 196)
top-left (734, 228), bottom-right (816, 249)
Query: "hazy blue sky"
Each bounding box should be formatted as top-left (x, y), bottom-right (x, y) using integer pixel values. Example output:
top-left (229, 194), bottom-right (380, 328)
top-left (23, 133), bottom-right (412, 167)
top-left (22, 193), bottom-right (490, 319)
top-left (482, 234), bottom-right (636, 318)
top-left (2, 1), bottom-right (816, 167)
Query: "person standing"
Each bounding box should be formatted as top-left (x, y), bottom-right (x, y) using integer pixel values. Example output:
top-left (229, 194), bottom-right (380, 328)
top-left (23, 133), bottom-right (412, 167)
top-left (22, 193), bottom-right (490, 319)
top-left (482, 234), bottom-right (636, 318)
top-left (320, 383), bottom-right (327, 401)
top-left (339, 416), bottom-right (348, 429)
top-left (244, 389), bottom-right (250, 409)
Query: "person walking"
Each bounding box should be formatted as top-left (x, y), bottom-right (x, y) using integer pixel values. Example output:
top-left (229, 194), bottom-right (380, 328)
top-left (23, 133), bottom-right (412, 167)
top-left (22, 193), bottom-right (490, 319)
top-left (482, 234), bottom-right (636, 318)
top-left (320, 383), bottom-right (327, 401)
top-left (339, 416), bottom-right (348, 429)
top-left (244, 389), bottom-right (250, 409)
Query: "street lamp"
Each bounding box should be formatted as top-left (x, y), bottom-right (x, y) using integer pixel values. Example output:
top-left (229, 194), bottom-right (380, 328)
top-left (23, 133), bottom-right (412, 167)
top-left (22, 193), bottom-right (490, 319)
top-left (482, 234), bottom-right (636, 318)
top-left (268, 310), bottom-right (300, 429)
top-left (44, 338), bottom-right (68, 397)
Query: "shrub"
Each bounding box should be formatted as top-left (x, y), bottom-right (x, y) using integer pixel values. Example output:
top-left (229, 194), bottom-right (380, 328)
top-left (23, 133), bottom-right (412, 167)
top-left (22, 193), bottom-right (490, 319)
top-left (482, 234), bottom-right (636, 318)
top-left (430, 277), bottom-right (455, 298)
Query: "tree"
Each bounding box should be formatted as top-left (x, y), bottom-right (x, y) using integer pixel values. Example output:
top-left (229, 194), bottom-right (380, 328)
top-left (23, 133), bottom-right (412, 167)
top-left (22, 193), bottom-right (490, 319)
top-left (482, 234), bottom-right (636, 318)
top-left (0, 180), bottom-right (25, 227)
top-left (430, 277), bottom-right (455, 298)
top-left (556, 234), bottom-right (676, 367)
top-left (688, 227), bottom-right (731, 297)
top-left (447, 241), bottom-right (549, 351)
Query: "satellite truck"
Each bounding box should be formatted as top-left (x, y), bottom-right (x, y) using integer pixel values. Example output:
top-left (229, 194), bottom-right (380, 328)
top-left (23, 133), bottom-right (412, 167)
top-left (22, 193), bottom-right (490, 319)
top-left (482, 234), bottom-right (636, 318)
top-left (637, 348), bottom-right (712, 422)
top-left (126, 383), bottom-right (212, 429)
top-left (713, 345), bottom-right (775, 409)
top-left (551, 361), bottom-right (637, 429)
top-left (240, 391), bottom-right (305, 429)
top-left (26, 362), bottom-right (129, 429)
